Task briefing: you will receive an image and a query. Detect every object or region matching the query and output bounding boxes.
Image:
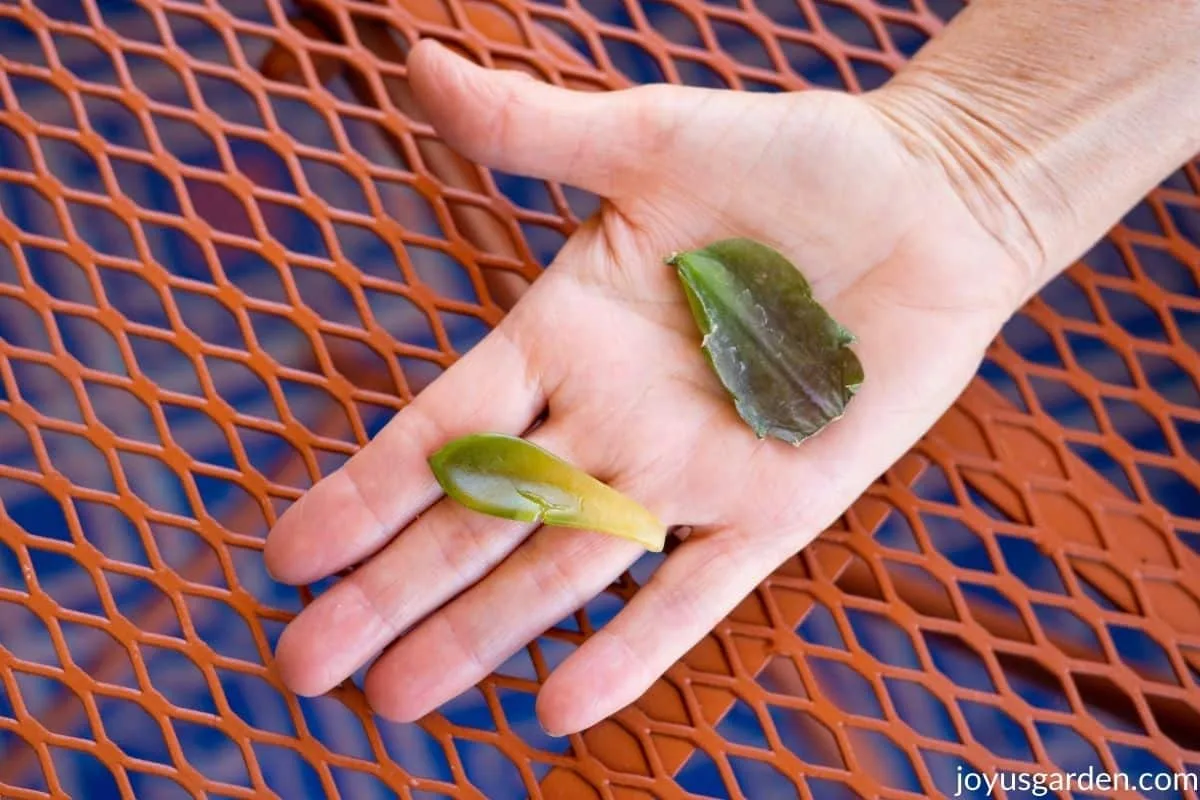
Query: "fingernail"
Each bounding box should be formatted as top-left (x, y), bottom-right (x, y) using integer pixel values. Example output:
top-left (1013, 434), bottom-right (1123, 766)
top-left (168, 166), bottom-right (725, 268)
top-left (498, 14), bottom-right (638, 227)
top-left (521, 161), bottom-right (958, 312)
top-left (538, 719), bottom-right (566, 739)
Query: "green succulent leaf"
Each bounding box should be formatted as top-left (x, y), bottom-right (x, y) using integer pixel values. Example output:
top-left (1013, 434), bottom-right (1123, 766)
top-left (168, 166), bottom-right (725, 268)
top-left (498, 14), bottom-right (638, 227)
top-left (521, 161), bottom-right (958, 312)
top-left (429, 433), bottom-right (666, 551)
top-left (669, 238), bottom-right (864, 445)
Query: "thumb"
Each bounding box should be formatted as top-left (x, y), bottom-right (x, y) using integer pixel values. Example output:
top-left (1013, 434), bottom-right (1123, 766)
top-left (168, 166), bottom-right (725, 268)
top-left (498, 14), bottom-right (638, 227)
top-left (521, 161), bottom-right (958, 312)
top-left (407, 39), bottom-right (669, 196)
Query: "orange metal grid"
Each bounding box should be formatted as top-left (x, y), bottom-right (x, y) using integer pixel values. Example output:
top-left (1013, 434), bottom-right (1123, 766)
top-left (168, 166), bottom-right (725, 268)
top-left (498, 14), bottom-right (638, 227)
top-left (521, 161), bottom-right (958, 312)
top-left (0, 0), bottom-right (1196, 797)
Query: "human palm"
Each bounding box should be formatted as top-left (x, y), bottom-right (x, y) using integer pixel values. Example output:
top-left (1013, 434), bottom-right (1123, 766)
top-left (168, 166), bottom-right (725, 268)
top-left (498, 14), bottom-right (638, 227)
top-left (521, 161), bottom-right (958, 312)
top-left (264, 40), bottom-right (1030, 735)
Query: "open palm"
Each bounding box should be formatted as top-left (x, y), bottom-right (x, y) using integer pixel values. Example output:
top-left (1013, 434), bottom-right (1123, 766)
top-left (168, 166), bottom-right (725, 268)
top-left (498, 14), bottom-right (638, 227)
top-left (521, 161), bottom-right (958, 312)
top-left (264, 40), bottom-right (1031, 735)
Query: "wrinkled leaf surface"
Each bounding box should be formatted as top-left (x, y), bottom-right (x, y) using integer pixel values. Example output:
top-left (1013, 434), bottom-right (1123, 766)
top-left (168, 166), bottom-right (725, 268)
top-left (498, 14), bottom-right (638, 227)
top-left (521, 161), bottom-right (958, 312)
top-left (669, 238), bottom-right (863, 445)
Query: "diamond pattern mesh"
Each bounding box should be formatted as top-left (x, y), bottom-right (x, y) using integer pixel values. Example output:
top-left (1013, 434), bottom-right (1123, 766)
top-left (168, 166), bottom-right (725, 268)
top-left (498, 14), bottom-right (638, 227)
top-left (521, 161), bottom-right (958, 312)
top-left (0, 0), bottom-right (1197, 797)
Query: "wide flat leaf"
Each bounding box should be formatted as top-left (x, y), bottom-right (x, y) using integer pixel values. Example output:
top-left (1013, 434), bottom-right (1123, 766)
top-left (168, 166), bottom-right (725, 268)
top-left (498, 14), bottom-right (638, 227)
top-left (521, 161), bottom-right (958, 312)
top-left (669, 238), bottom-right (863, 445)
top-left (429, 433), bottom-right (666, 551)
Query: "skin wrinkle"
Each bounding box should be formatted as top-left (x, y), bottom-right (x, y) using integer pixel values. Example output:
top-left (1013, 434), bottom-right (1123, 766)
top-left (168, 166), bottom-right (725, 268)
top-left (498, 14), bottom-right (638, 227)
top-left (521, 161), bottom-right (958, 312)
top-left (489, 306), bottom-right (554, 407)
top-left (384, 536), bottom-right (635, 721)
top-left (612, 413), bottom-right (717, 523)
top-left (877, 1), bottom-right (1200, 285)
top-left (423, 502), bottom-right (512, 589)
top-left (600, 530), bottom-right (785, 693)
top-left (558, 95), bottom-right (631, 198)
top-left (278, 580), bottom-right (397, 695)
top-left (871, 267), bottom-right (1015, 316)
top-left (342, 577), bottom-right (404, 647)
top-left (867, 85), bottom-right (1049, 284)
top-left (732, 101), bottom-right (793, 189)
top-left (545, 301), bottom-right (721, 512)
top-left (932, 75), bottom-right (1081, 251)
top-left (734, 459), bottom-right (829, 536)
top-left (788, 208), bottom-right (909, 329)
top-left (487, 75), bottom-right (537, 174)
top-left (551, 216), bottom-right (696, 341)
top-left (667, 364), bottom-right (732, 405)
top-left (560, 127), bottom-right (597, 197)
top-left (339, 452), bottom-right (402, 544)
top-left (723, 99), bottom-right (806, 221)
top-left (594, 202), bottom-right (657, 286)
top-left (418, 612), bottom-right (490, 692)
top-left (636, 174), bottom-right (728, 237)
top-left (636, 577), bottom-right (704, 643)
top-left (515, 534), bottom-right (612, 617)
top-left (628, 103), bottom-right (900, 291)
top-left (347, 509), bottom-right (539, 685)
top-left (343, 391), bottom-right (455, 504)
top-left (622, 85), bottom-right (713, 182)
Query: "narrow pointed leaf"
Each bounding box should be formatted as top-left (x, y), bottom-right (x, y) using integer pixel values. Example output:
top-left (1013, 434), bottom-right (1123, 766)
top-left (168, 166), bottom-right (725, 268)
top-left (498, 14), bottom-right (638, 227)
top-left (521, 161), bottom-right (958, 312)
top-left (429, 433), bottom-right (666, 551)
top-left (669, 238), bottom-right (863, 445)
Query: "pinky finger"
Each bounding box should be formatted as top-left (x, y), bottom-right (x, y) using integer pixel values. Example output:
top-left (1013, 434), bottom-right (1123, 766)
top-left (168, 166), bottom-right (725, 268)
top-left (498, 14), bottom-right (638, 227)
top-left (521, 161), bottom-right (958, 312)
top-left (534, 528), bottom-right (787, 736)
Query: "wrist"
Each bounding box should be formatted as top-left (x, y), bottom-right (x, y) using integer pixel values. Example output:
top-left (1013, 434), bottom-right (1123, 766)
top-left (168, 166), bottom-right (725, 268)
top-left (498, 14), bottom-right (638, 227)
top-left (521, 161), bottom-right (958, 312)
top-left (865, 75), bottom-right (1057, 299)
top-left (865, 0), bottom-right (1200, 300)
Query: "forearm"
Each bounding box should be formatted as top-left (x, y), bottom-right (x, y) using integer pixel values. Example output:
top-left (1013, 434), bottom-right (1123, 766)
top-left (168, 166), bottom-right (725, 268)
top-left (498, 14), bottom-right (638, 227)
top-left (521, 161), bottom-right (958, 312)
top-left (869, 0), bottom-right (1200, 296)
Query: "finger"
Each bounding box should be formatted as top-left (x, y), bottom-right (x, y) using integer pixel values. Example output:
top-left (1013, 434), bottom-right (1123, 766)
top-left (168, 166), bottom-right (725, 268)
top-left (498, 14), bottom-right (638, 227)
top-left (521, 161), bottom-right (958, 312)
top-left (363, 523), bottom-right (645, 723)
top-left (272, 503), bottom-right (533, 697)
top-left (535, 528), bottom-right (784, 736)
top-left (263, 323), bottom-right (544, 586)
top-left (526, 271), bottom-right (996, 736)
top-left (358, 414), bottom-right (677, 720)
top-left (407, 39), bottom-right (687, 196)
top-left (273, 421), bottom-right (578, 697)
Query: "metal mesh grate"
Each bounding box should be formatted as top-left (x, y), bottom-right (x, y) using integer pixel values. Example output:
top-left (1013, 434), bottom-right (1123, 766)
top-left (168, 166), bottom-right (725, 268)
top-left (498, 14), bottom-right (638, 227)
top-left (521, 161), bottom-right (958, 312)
top-left (0, 0), bottom-right (1197, 797)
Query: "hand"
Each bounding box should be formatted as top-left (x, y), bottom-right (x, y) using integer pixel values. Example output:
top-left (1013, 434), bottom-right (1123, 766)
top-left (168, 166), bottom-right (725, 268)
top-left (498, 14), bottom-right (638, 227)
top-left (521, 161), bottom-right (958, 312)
top-left (263, 39), bottom-right (1031, 735)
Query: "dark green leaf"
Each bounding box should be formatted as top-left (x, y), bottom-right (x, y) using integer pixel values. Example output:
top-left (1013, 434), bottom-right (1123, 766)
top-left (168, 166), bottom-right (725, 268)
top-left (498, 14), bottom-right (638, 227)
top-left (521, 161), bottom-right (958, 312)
top-left (669, 238), bottom-right (863, 445)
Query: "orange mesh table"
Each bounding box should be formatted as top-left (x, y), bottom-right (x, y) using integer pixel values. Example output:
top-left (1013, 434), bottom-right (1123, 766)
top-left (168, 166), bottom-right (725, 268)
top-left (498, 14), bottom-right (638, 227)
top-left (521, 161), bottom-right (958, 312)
top-left (0, 0), bottom-right (1198, 797)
